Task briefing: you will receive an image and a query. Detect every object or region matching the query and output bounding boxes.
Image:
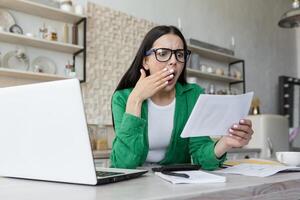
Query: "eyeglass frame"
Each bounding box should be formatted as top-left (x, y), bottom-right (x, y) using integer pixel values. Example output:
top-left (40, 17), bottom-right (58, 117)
top-left (145, 48), bottom-right (191, 63)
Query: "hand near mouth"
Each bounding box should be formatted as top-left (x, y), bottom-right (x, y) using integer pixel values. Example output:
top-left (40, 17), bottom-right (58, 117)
top-left (130, 67), bottom-right (175, 102)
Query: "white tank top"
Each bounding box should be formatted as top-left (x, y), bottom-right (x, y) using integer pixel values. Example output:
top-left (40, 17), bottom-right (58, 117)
top-left (146, 98), bottom-right (175, 163)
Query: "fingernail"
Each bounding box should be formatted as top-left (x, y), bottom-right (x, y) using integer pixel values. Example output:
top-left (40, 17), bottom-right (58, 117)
top-left (170, 74), bottom-right (174, 78)
top-left (229, 128), bottom-right (234, 133)
top-left (165, 81), bottom-right (168, 84)
top-left (229, 134), bottom-right (233, 137)
top-left (163, 68), bottom-right (168, 71)
top-left (233, 125), bottom-right (238, 128)
top-left (170, 69), bottom-right (174, 73)
top-left (240, 119), bottom-right (245, 123)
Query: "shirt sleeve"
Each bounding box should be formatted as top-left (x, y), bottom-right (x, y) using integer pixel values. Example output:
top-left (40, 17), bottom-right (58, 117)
top-left (110, 91), bottom-right (147, 169)
top-left (189, 136), bottom-right (227, 170)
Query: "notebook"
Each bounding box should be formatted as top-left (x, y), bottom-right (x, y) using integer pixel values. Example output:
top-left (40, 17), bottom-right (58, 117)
top-left (0, 79), bottom-right (147, 185)
top-left (155, 170), bottom-right (226, 184)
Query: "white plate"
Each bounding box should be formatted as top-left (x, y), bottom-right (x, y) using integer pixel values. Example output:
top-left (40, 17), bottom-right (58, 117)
top-left (2, 50), bottom-right (30, 71)
top-left (0, 9), bottom-right (15, 31)
top-left (31, 56), bottom-right (57, 74)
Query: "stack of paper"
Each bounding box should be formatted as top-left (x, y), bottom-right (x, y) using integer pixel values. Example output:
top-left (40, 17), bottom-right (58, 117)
top-left (216, 163), bottom-right (300, 177)
top-left (155, 170), bottom-right (226, 184)
top-left (223, 158), bottom-right (282, 166)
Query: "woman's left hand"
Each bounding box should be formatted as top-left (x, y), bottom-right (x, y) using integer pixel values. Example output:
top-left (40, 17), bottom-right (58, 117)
top-left (214, 119), bottom-right (254, 157)
top-left (223, 119), bottom-right (254, 148)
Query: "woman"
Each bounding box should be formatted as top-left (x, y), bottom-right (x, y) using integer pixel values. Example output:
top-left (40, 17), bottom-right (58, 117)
top-left (110, 25), bottom-right (253, 170)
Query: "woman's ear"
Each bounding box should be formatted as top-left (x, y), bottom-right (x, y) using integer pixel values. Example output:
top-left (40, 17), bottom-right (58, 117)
top-left (143, 57), bottom-right (150, 70)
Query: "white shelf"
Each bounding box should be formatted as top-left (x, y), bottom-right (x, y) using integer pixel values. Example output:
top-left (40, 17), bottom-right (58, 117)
top-left (188, 44), bottom-right (242, 63)
top-left (0, 31), bottom-right (83, 54)
top-left (186, 68), bottom-right (243, 82)
top-left (0, 68), bottom-right (69, 81)
top-left (0, 0), bottom-right (86, 24)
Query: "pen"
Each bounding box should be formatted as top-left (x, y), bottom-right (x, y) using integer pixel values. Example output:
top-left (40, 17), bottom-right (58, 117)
top-left (161, 171), bottom-right (190, 178)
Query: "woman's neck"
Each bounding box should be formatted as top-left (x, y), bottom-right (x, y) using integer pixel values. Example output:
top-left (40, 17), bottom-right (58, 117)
top-left (150, 89), bottom-right (175, 106)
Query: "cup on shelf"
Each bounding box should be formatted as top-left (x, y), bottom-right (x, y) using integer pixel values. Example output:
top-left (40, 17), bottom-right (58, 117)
top-left (199, 64), bottom-right (207, 73)
top-left (206, 66), bottom-right (214, 73)
top-left (215, 68), bottom-right (224, 76)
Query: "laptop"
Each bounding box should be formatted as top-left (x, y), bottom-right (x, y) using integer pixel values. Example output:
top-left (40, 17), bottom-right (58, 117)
top-left (0, 79), bottom-right (147, 185)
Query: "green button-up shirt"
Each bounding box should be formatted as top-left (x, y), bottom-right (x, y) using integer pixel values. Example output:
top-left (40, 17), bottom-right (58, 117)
top-left (110, 83), bottom-right (226, 170)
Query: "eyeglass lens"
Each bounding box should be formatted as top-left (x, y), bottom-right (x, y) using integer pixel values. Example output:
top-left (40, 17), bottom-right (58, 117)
top-left (155, 48), bottom-right (186, 63)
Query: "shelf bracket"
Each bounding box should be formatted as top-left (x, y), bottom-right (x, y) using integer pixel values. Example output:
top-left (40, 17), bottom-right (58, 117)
top-left (72, 17), bottom-right (87, 83)
top-left (228, 60), bottom-right (245, 93)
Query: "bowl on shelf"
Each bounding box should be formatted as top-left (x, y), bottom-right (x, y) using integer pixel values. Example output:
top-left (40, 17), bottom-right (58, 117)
top-left (2, 49), bottom-right (30, 71)
top-left (31, 56), bottom-right (57, 74)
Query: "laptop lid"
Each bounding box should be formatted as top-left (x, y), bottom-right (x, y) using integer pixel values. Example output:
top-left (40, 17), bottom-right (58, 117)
top-left (0, 79), bottom-right (98, 185)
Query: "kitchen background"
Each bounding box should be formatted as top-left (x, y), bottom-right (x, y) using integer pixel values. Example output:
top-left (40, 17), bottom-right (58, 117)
top-left (0, 0), bottom-right (299, 154)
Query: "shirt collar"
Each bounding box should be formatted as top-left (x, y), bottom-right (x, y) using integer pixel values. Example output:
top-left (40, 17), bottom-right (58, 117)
top-left (175, 82), bottom-right (193, 96)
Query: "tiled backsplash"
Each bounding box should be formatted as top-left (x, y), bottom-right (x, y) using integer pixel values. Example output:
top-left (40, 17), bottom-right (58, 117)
top-left (81, 2), bottom-right (156, 126)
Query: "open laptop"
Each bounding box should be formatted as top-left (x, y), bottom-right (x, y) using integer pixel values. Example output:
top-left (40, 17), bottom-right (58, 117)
top-left (0, 79), bottom-right (147, 185)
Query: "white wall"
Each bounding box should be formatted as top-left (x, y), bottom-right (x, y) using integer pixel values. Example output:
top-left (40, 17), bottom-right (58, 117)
top-left (88, 0), bottom-right (297, 114)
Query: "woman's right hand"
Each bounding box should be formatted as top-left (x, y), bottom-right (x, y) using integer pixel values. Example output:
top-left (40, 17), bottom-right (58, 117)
top-left (125, 68), bottom-right (174, 117)
top-left (130, 67), bottom-right (174, 102)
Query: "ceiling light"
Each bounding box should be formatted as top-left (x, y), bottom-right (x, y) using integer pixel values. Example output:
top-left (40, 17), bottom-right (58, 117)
top-left (278, 0), bottom-right (300, 28)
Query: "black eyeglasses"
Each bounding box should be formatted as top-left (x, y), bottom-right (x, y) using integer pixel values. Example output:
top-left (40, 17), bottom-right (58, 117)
top-left (145, 48), bottom-right (191, 63)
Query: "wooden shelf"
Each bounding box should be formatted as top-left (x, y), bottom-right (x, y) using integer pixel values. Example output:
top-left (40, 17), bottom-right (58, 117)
top-left (187, 44), bottom-right (242, 63)
top-left (0, 68), bottom-right (69, 81)
top-left (0, 0), bottom-right (86, 24)
top-left (186, 68), bottom-right (243, 82)
top-left (0, 31), bottom-right (83, 54)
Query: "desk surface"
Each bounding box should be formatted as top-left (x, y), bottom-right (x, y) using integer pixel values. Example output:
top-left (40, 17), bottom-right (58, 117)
top-left (1, 170), bottom-right (300, 200)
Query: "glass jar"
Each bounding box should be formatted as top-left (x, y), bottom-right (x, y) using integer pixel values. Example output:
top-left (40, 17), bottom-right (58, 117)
top-left (96, 126), bottom-right (108, 151)
top-left (64, 61), bottom-right (76, 77)
top-left (87, 124), bottom-right (97, 150)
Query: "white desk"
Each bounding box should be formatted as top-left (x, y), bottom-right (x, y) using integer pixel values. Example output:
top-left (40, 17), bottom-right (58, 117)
top-left (0, 171), bottom-right (300, 200)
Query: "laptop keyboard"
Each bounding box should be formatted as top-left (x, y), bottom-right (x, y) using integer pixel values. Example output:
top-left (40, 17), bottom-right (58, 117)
top-left (96, 171), bottom-right (124, 178)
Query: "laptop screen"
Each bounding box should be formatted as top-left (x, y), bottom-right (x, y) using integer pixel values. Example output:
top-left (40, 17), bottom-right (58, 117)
top-left (0, 79), bottom-right (98, 185)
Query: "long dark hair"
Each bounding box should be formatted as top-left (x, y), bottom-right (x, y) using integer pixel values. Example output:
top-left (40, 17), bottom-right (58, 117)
top-left (115, 25), bottom-right (188, 92)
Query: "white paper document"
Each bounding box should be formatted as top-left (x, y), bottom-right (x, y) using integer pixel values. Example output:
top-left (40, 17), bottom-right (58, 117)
top-left (155, 170), bottom-right (226, 184)
top-left (181, 92), bottom-right (253, 137)
top-left (216, 163), bottom-right (300, 177)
